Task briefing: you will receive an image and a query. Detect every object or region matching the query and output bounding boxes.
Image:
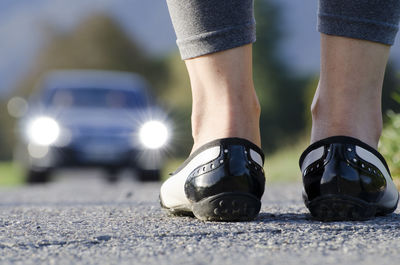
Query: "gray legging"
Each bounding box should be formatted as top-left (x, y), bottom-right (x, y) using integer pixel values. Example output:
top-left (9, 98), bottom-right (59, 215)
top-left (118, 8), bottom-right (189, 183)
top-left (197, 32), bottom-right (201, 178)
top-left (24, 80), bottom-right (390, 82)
top-left (166, 0), bottom-right (400, 60)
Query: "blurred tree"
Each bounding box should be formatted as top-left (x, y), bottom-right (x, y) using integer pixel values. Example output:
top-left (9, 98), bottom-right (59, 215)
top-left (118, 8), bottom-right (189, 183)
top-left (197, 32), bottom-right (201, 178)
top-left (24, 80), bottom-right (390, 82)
top-left (382, 62), bottom-right (400, 116)
top-left (157, 52), bottom-right (193, 156)
top-left (302, 76), bottom-right (319, 132)
top-left (16, 13), bottom-right (167, 97)
top-left (0, 99), bottom-right (15, 160)
top-left (253, 0), bottom-right (309, 151)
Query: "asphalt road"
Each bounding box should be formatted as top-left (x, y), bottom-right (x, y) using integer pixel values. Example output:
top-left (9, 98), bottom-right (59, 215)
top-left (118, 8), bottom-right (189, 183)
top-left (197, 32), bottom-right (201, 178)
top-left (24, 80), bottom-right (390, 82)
top-left (1, 171), bottom-right (400, 265)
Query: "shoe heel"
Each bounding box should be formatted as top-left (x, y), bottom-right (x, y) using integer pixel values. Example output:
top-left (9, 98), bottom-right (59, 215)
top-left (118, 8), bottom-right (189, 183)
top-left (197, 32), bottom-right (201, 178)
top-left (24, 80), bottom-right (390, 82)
top-left (192, 192), bottom-right (261, 221)
top-left (307, 195), bottom-right (377, 221)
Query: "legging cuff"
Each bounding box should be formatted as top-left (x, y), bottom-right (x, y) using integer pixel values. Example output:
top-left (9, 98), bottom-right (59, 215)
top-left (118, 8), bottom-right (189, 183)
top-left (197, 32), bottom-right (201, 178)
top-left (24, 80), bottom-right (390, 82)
top-left (318, 0), bottom-right (400, 45)
top-left (166, 0), bottom-right (255, 60)
top-left (177, 22), bottom-right (256, 60)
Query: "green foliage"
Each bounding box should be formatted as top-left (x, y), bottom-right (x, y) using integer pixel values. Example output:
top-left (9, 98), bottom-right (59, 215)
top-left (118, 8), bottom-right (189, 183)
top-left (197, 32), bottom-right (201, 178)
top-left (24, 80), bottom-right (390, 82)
top-left (156, 52), bottom-right (193, 156)
top-left (380, 72), bottom-right (400, 180)
top-left (380, 111), bottom-right (400, 179)
top-left (266, 135), bottom-right (308, 183)
top-left (382, 63), bottom-right (400, 116)
top-left (302, 76), bottom-right (319, 131)
top-left (158, 52), bottom-right (191, 110)
top-left (0, 162), bottom-right (24, 186)
top-left (0, 99), bottom-right (15, 160)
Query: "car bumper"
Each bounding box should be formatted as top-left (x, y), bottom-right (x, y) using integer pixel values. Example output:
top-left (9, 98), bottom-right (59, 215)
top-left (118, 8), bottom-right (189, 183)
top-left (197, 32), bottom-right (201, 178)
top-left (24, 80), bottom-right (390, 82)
top-left (25, 144), bottom-right (164, 171)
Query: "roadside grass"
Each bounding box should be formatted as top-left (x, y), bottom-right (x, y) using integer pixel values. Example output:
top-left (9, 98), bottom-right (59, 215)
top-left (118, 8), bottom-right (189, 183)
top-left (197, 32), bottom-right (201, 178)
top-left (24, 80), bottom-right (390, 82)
top-left (265, 137), bottom-right (308, 183)
top-left (0, 162), bottom-right (25, 187)
top-left (162, 158), bottom-right (183, 181)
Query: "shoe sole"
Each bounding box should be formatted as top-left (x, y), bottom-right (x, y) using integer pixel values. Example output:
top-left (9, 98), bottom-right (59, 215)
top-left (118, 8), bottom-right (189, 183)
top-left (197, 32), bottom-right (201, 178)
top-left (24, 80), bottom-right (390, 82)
top-left (192, 192), bottom-right (261, 222)
top-left (159, 195), bottom-right (194, 217)
top-left (305, 194), bottom-right (395, 221)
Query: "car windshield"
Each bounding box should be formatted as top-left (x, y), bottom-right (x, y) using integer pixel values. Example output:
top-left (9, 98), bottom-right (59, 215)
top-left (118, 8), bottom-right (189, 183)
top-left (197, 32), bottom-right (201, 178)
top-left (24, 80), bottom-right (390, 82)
top-left (44, 87), bottom-right (148, 109)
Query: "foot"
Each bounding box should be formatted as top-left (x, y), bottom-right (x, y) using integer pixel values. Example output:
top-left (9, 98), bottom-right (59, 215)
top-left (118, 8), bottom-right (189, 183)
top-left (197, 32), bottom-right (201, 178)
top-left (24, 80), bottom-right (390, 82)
top-left (299, 136), bottom-right (399, 221)
top-left (160, 138), bottom-right (265, 221)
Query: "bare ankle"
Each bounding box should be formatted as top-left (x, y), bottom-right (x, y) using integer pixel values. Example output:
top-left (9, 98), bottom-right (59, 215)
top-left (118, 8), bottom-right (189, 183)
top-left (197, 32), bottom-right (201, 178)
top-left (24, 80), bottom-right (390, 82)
top-left (310, 95), bottom-right (382, 148)
top-left (185, 45), bottom-right (262, 152)
top-left (191, 99), bottom-right (261, 152)
top-left (312, 35), bottom-right (389, 149)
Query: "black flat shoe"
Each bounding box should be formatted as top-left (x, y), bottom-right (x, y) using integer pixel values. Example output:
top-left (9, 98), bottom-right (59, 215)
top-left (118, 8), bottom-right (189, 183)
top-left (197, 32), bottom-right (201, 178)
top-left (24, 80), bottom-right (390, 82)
top-left (300, 136), bottom-right (399, 221)
top-left (160, 138), bottom-right (265, 221)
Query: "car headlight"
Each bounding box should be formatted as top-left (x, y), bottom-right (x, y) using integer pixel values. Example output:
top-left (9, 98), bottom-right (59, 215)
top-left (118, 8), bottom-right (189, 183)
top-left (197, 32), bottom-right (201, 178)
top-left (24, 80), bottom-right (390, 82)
top-left (139, 120), bottom-right (169, 149)
top-left (27, 116), bottom-right (60, 146)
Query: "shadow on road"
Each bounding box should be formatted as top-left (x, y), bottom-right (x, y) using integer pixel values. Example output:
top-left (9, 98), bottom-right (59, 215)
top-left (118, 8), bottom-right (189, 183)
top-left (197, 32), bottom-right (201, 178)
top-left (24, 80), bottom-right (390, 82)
top-left (256, 212), bottom-right (400, 227)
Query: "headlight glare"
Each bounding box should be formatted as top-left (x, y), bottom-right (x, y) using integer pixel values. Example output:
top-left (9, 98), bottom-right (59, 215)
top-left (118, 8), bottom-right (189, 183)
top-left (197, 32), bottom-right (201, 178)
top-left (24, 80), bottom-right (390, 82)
top-left (139, 120), bottom-right (169, 149)
top-left (27, 117), bottom-right (60, 146)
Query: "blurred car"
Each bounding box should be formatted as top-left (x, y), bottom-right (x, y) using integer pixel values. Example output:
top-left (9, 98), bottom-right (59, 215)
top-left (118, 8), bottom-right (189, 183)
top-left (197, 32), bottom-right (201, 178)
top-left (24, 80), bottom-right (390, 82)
top-left (14, 70), bottom-right (171, 183)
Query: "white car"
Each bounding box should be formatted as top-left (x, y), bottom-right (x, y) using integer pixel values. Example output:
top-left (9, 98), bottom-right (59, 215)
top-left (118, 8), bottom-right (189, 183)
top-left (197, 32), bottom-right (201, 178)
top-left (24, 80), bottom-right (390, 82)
top-left (15, 70), bottom-right (171, 183)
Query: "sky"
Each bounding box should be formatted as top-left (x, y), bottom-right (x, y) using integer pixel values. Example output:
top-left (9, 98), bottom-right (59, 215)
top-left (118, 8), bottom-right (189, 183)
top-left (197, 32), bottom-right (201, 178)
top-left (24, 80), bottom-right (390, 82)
top-left (0, 0), bottom-right (399, 97)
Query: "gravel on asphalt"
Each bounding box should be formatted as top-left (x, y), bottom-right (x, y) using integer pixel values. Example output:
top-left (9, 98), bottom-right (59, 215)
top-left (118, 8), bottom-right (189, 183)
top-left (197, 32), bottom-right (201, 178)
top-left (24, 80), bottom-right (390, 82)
top-left (1, 173), bottom-right (400, 265)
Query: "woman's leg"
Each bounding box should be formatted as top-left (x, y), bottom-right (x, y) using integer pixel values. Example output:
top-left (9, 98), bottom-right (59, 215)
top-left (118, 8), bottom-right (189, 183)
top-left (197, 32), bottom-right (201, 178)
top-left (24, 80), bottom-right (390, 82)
top-left (311, 35), bottom-right (390, 149)
top-left (300, 0), bottom-right (400, 221)
top-left (311, 0), bottom-right (400, 149)
top-left (186, 45), bottom-right (261, 152)
top-left (161, 0), bottom-right (265, 222)
top-left (166, 0), bottom-right (260, 152)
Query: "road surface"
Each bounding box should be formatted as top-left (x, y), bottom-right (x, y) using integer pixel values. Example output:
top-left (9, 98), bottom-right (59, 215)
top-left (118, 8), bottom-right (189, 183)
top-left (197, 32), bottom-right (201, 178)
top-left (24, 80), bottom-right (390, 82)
top-left (1, 171), bottom-right (400, 265)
